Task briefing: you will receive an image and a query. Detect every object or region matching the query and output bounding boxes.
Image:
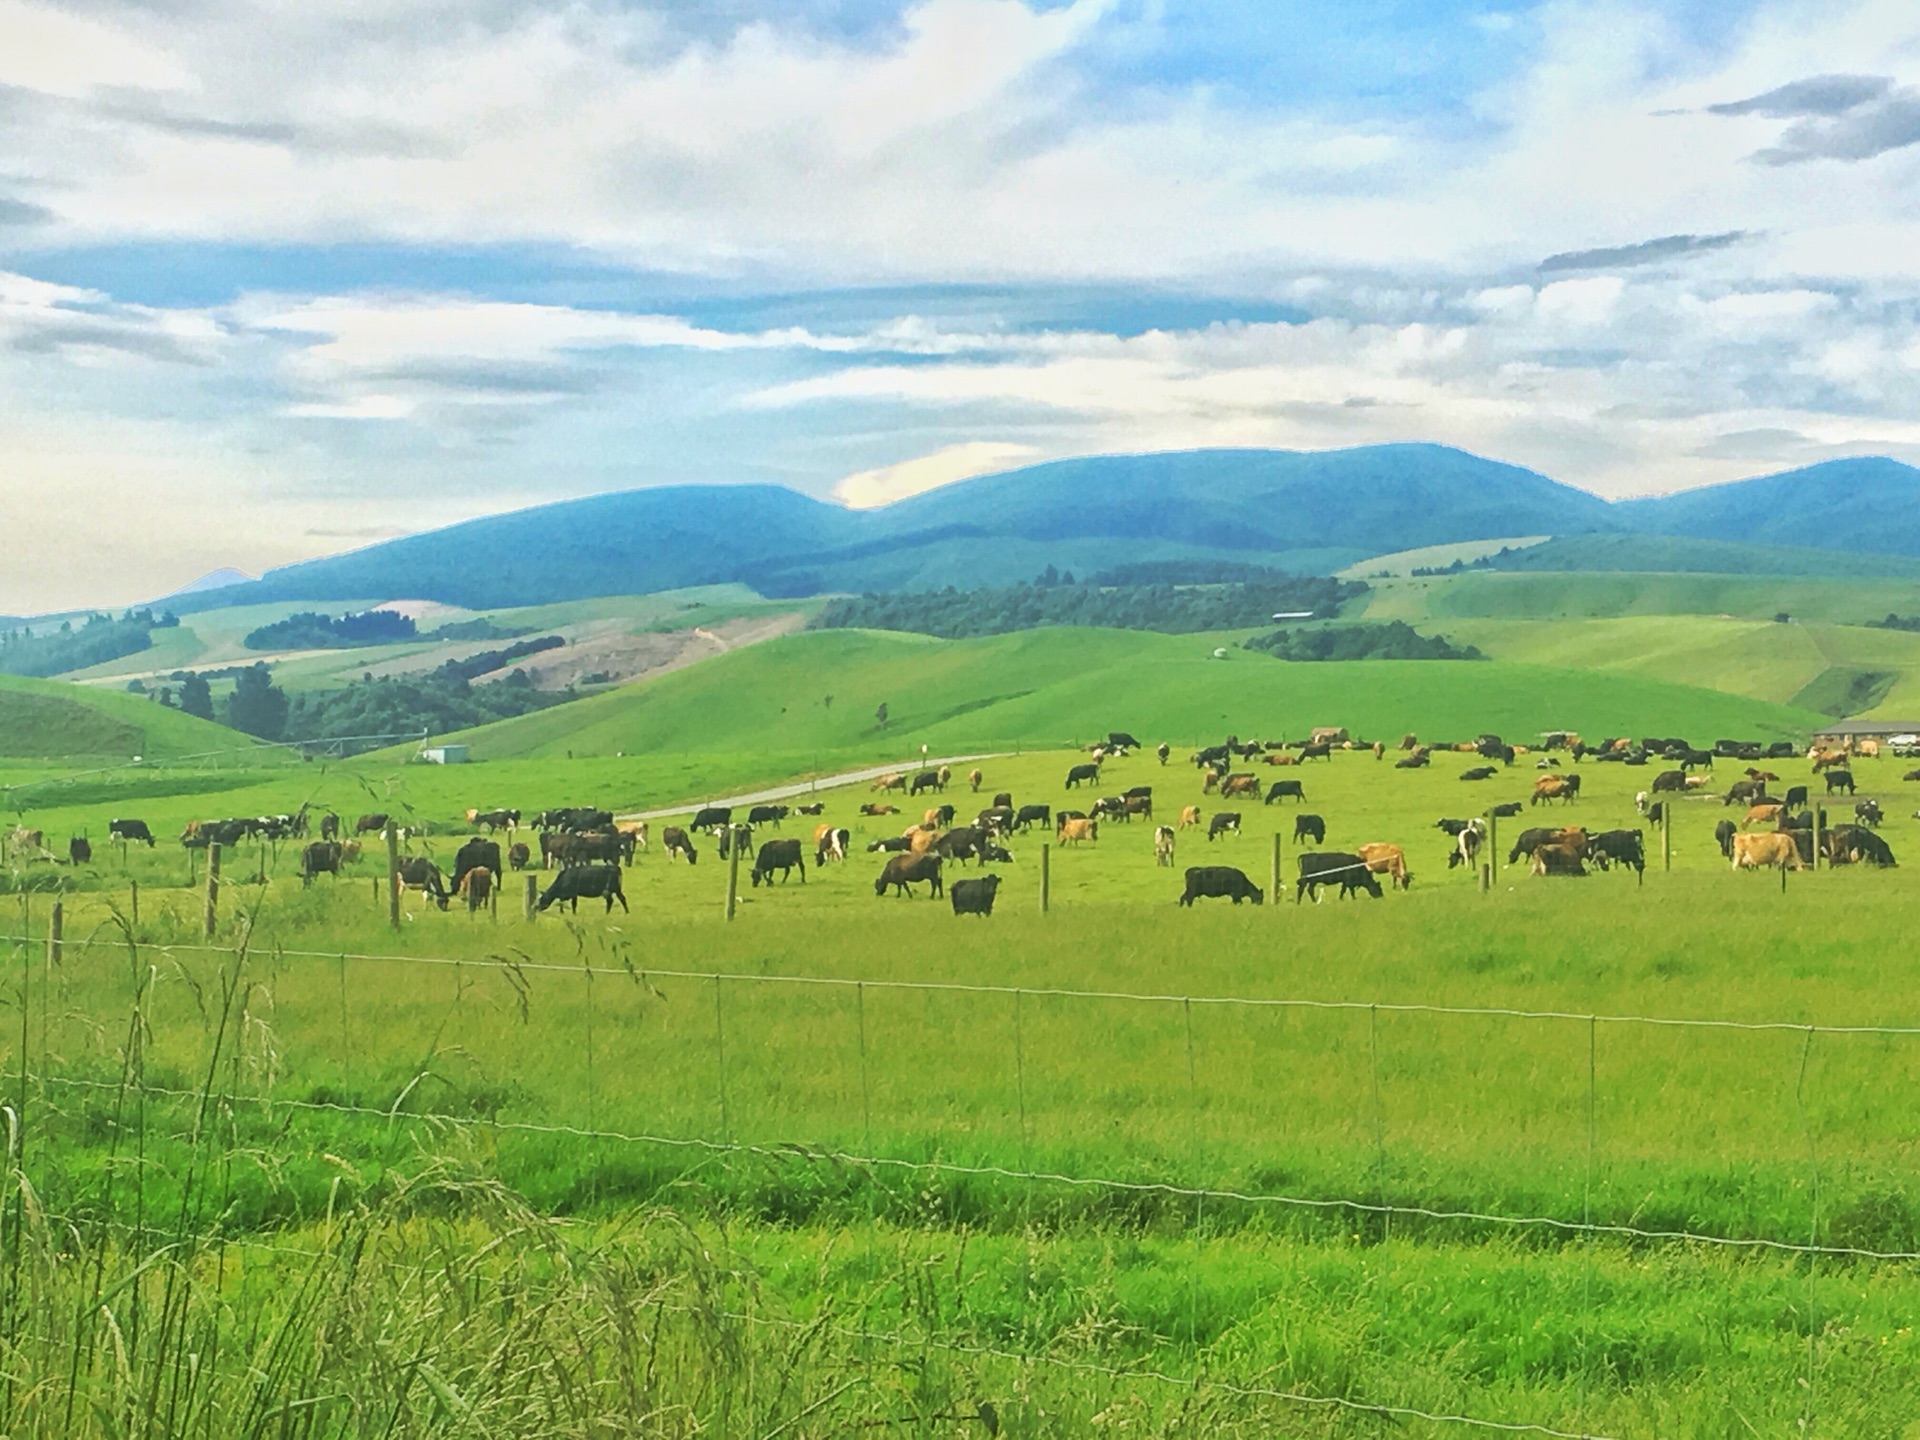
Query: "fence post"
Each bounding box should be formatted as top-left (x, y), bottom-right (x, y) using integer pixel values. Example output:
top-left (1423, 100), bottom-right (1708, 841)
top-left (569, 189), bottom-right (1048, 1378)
top-left (129, 879), bottom-right (139, 928)
top-left (1488, 811), bottom-right (1499, 885)
top-left (1479, 862), bottom-right (1490, 894)
top-left (725, 827), bottom-right (743, 920)
top-left (1813, 805), bottom-right (1824, 871)
top-left (1270, 831), bottom-right (1282, 906)
top-left (1039, 842), bottom-right (1050, 913)
top-left (46, 901), bottom-right (61, 969)
top-left (204, 842), bottom-right (221, 938)
top-left (1661, 804), bottom-right (1671, 872)
top-left (385, 825), bottom-right (401, 930)
top-left (524, 873), bottom-right (538, 921)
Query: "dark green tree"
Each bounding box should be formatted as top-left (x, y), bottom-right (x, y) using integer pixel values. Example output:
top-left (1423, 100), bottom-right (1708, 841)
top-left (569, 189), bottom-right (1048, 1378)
top-left (178, 671), bottom-right (215, 720)
top-left (224, 662), bottom-right (288, 740)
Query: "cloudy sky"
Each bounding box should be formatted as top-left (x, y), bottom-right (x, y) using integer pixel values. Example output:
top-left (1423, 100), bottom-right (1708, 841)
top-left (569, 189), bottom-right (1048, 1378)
top-left (3, 0), bottom-right (1919, 611)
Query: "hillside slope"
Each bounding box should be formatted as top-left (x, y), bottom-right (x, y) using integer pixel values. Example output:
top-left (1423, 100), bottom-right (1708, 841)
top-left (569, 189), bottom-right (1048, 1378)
top-left (0, 675), bottom-right (260, 760)
top-left (180, 445), bottom-right (1619, 611)
top-left (1616, 457), bottom-right (1920, 555)
top-left (434, 628), bottom-right (1822, 760)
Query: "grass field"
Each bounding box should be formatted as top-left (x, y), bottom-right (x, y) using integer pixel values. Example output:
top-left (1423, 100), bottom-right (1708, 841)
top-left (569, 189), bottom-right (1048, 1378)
top-left (1366, 569), bottom-right (1920, 625)
top-left (0, 672), bottom-right (261, 761)
top-left (9, 728), bottom-right (1920, 1432)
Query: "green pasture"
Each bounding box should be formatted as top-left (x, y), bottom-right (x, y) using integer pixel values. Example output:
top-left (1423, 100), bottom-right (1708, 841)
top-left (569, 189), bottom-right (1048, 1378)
top-left (0, 672), bottom-right (264, 762)
top-left (1365, 569), bottom-right (1920, 625)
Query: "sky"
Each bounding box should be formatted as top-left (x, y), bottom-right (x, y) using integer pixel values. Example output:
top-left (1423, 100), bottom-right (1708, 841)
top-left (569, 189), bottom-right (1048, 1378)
top-left (3, 0), bottom-right (1920, 611)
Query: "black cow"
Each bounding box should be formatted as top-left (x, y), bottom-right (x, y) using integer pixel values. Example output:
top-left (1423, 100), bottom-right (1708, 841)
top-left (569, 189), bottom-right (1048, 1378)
top-left (355, 813), bottom-right (390, 836)
top-left (1065, 763), bottom-right (1102, 789)
top-left (980, 842), bottom-right (1014, 864)
top-left (1092, 796), bottom-right (1130, 823)
top-left (747, 804), bottom-right (790, 828)
top-left (472, 808), bottom-right (520, 832)
top-left (816, 827), bottom-right (850, 864)
top-left (1490, 802), bottom-right (1524, 818)
top-left (108, 818), bottom-right (155, 847)
top-left (868, 835), bottom-right (915, 854)
top-left (1264, 780), bottom-right (1305, 805)
top-left (537, 865), bottom-right (628, 913)
top-left (1679, 749), bottom-right (1714, 771)
top-left (1107, 732), bottom-right (1141, 752)
top-left (1179, 865), bottom-right (1265, 906)
top-left (749, 839), bottom-right (805, 886)
top-left (301, 841), bottom-right (343, 886)
top-left (508, 842), bottom-right (531, 871)
top-left (909, 770), bottom-right (942, 796)
top-left (1207, 812), bottom-right (1241, 841)
top-left (662, 827), bottom-right (699, 863)
top-left (1293, 813), bottom-right (1325, 845)
top-left (1435, 818), bottom-right (1475, 836)
top-left (1460, 767), bottom-right (1497, 782)
top-left (1827, 825), bottom-right (1897, 867)
top-left (1856, 799), bottom-right (1883, 827)
top-left (1507, 827), bottom-right (1564, 865)
top-left (1014, 804), bottom-right (1052, 832)
top-left (936, 826), bottom-right (988, 864)
top-left (1394, 754), bottom-right (1430, 769)
top-left (976, 806), bottom-right (1015, 834)
top-left (68, 836), bottom-right (91, 865)
top-left (1825, 769), bottom-right (1856, 795)
top-left (1723, 779), bottom-right (1766, 807)
top-left (795, 802), bottom-right (825, 816)
top-left (928, 803), bottom-right (957, 827)
top-left (950, 874), bottom-right (1002, 916)
top-left (993, 792), bottom-right (1014, 809)
top-left (453, 837), bottom-right (503, 892)
top-left (1123, 785), bottom-right (1153, 800)
top-left (318, 813), bottom-right (341, 841)
top-left (875, 853), bottom-right (943, 898)
top-left (1650, 770), bottom-right (1688, 794)
top-left (1295, 852), bottom-right (1382, 902)
top-left (689, 806), bottom-right (732, 832)
top-left (1157, 742), bottom-right (1170, 765)
top-left (1784, 784), bottom-right (1810, 811)
top-left (396, 857), bottom-right (450, 910)
top-left (1715, 819), bottom-right (1737, 858)
top-left (1588, 829), bottom-right (1645, 875)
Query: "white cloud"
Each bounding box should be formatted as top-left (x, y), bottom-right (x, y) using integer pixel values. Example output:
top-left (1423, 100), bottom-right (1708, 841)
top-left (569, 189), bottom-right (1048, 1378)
top-left (834, 440), bottom-right (1036, 507)
top-left (0, 0), bottom-right (192, 98)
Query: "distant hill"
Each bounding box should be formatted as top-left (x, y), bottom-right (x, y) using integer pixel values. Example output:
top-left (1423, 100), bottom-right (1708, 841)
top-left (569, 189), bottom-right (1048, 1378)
top-left (1616, 458), bottom-right (1920, 555)
top-left (0, 674), bottom-right (260, 761)
top-left (1480, 532), bottom-right (1920, 578)
top-left (180, 445), bottom-right (1621, 612)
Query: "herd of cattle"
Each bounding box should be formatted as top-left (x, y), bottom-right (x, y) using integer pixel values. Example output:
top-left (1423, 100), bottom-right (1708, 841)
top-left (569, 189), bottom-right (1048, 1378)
top-left (8, 728), bottom-right (1905, 920)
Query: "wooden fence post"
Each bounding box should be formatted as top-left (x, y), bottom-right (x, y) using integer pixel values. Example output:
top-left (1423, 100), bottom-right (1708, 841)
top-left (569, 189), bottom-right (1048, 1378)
top-left (1039, 843), bottom-right (1050, 914)
top-left (524, 873), bottom-right (538, 921)
top-left (1487, 811), bottom-right (1498, 886)
top-left (1270, 831), bottom-right (1282, 906)
top-left (129, 879), bottom-right (139, 928)
top-left (1662, 804), bottom-right (1672, 872)
top-left (47, 901), bottom-right (61, 969)
top-left (204, 843), bottom-right (221, 938)
top-left (725, 827), bottom-right (742, 920)
top-left (386, 825), bottom-right (401, 930)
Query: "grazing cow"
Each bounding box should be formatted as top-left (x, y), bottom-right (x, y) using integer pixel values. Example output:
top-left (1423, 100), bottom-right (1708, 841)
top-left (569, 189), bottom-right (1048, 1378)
top-left (1588, 829), bottom-right (1646, 875)
top-left (950, 875), bottom-right (1002, 916)
top-left (1783, 785), bottom-right (1810, 811)
top-left (937, 765), bottom-right (952, 790)
top-left (1715, 819), bottom-right (1737, 858)
top-left (976, 807), bottom-right (1015, 834)
top-left (1157, 742), bottom-right (1171, 765)
top-left (508, 842), bottom-right (531, 871)
top-left (66, 836), bottom-right (91, 865)
top-left (1811, 749), bottom-right (1849, 772)
top-left (1531, 774), bottom-right (1580, 806)
top-left (617, 822), bottom-right (649, 856)
top-left (924, 804), bottom-right (957, 828)
top-left (355, 813), bottom-right (390, 836)
top-left (1219, 773), bottom-right (1260, 801)
top-left (452, 837), bottom-right (503, 893)
top-left (815, 825), bottom-right (849, 864)
top-left (795, 802), bottom-right (825, 817)
top-left (1296, 852), bottom-right (1382, 902)
top-left (969, 768), bottom-right (984, 793)
top-left (1743, 803), bottom-right (1786, 829)
top-left (318, 812), bottom-right (341, 841)
top-left (1651, 770), bottom-right (1688, 795)
top-left (301, 841), bottom-right (343, 885)
top-left (1124, 795), bottom-right (1154, 821)
top-left (1057, 817), bottom-right (1099, 845)
top-left (910, 770), bottom-right (942, 796)
top-left (1460, 766), bottom-right (1497, 782)
top-left (1508, 826), bottom-right (1584, 864)
top-left (1827, 825), bottom-right (1897, 867)
top-left (1092, 796), bottom-right (1130, 823)
top-left (537, 865), bottom-right (629, 913)
top-left (662, 827), bottom-right (699, 864)
top-left (1732, 832), bottom-right (1804, 872)
top-left (1856, 799), bottom-right (1883, 827)
top-left (1300, 743), bottom-right (1332, 763)
top-left (1529, 844), bottom-right (1587, 877)
top-left (1206, 812), bottom-right (1241, 842)
top-left (1180, 865), bottom-right (1265, 906)
top-left (989, 792), bottom-right (1014, 812)
top-left (860, 803), bottom-right (901, 817)
top-left (1178, 805), bottom-right (1202, 829)
top-left (1264, 780), bottom-right (1306, 805)
top-left (936, 826), bottom-right (989, 864)
top-left (906, 826), bottom-right (941, 855)
top-left (470, 808), bottom-right (520, 833)
top-left (1644, 802), bottom-right (1667, 825)
top-left (396, 857), bottom-right (450, 911)
top-left (458, 866), bottom-right (493, 913)
top-left (872, 774), bottom-right (907, 792)
top-left (1723, 779), bottom-right (1766, 807)
top-left (690, 806), bottom-right (732, 832)
top-left (1356, 842), bottom-right (1410, 890)
top-left (108, 818), bottom-right (155, 847)
top-left (749, 839), bottom-right (806, 886)
top-left (1825, 769), bottom-right (1856, 796)
top-left (748, 804), bottom-right (789, 828)
top-left (1154, 825), bottom-right (1176, 867)
top-left (875, 853), bottom-right (944, 898)
top-left (1449, 820), bottom-right (1485, 869)
top-left (1294, 813), bottom-right (1326, 845)
top-left (1065, 762), bottom-right (1102, 789)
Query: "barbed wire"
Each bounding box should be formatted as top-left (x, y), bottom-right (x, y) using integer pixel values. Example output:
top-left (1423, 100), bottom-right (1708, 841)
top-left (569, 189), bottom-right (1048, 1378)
top-left (26, 1072), bottom-right (1909, 1262)
top-left (6, 931), bottom-right (1917, 1038)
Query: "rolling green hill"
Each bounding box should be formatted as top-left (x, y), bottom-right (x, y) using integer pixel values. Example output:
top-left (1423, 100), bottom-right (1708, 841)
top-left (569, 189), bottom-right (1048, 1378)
top-left (434, 627), bottom-right (1824, 759)
top-left (0, 674), bottom-right (261, 760)
top-left (1364, 571), bottom-right (1920, 625)
top-left (1476, 532), bottom-right (1920, 578)
top-left (1617, 456), bottom-right (1920, 556)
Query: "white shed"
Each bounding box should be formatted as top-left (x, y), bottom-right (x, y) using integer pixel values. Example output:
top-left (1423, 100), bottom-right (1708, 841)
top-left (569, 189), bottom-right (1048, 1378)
top-left (421, 744), bottom-right (470, 765)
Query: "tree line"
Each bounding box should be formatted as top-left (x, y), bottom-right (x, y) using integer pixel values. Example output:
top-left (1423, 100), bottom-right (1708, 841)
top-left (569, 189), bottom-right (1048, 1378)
top-left (1242, 621), bottom-right (1484, 662)
top-left (0, 610), bottom-right (175, 678)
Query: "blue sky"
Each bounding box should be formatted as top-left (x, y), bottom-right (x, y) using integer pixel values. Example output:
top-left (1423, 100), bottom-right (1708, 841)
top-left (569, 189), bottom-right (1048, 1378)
top-left (1, 0), bottom-right (1918, 609)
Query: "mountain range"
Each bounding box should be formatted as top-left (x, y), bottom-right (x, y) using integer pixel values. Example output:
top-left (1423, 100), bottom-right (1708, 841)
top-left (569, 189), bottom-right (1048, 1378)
top-left (170, 445), bottom-right (1920, 612)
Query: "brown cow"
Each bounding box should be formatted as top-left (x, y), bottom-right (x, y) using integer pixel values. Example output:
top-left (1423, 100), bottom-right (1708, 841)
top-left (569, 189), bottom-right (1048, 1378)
top-left (1219, 773), bottom-right (1260, 800)
top-left (1178, 804), bottom-right (1202, 829)
top-left (1057, 817), bottom-right (1098, 844)
top-left (968, 768), bottom-right (984, 792)
top-left (1530, 843), bottom-right (1587, 877)
top-left (1732, 832), bottom-right (1804, 871)
top-left (1356, 842), bottom-right (1411, 890)
top-left (871, 774), bottom-right (907, 792)
top-left (1742, 803), bottom-right (1785, 829)
top-left (860, 802), bottom-right (901, 816)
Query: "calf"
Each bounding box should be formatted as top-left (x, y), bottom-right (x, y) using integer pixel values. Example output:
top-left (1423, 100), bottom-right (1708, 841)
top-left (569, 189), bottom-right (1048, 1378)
top-left (749, 839), bottom-right (806, 886)
top-left (1206, 812), bottom-right (1241, 841)
top-left (949, 875), bottom-right (1002, 916)
top-left (1293, 813), bottom-right (1326, 845)
top-left (1180, 865), bottom-right (1265, 906)
top-left (108, 818), bottom-right (155, 847)
top-left (1264, 780), bottom-right (1305, 805)
top-left (662, 827), bottom-right (699, 863)
top-left (875, 853), bottom-right (944, 898)
top-left (1154, 825), bottom-right (1176, 867)
top-left (925, 803), bottom-right (957, 828)
top-left (1178, 805), bottom-right (1202, 829)
top-left (1490, 802), bottom-right (1523, 818)
top-left (537, 865), bottom-right (629, 913)
top-left (1295, 852), bottom-right (1382, 902)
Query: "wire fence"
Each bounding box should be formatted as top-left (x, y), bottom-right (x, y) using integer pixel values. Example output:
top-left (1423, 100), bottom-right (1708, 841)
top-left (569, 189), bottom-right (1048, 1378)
top-left (9, 923), bottom-right (1908, 1433)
